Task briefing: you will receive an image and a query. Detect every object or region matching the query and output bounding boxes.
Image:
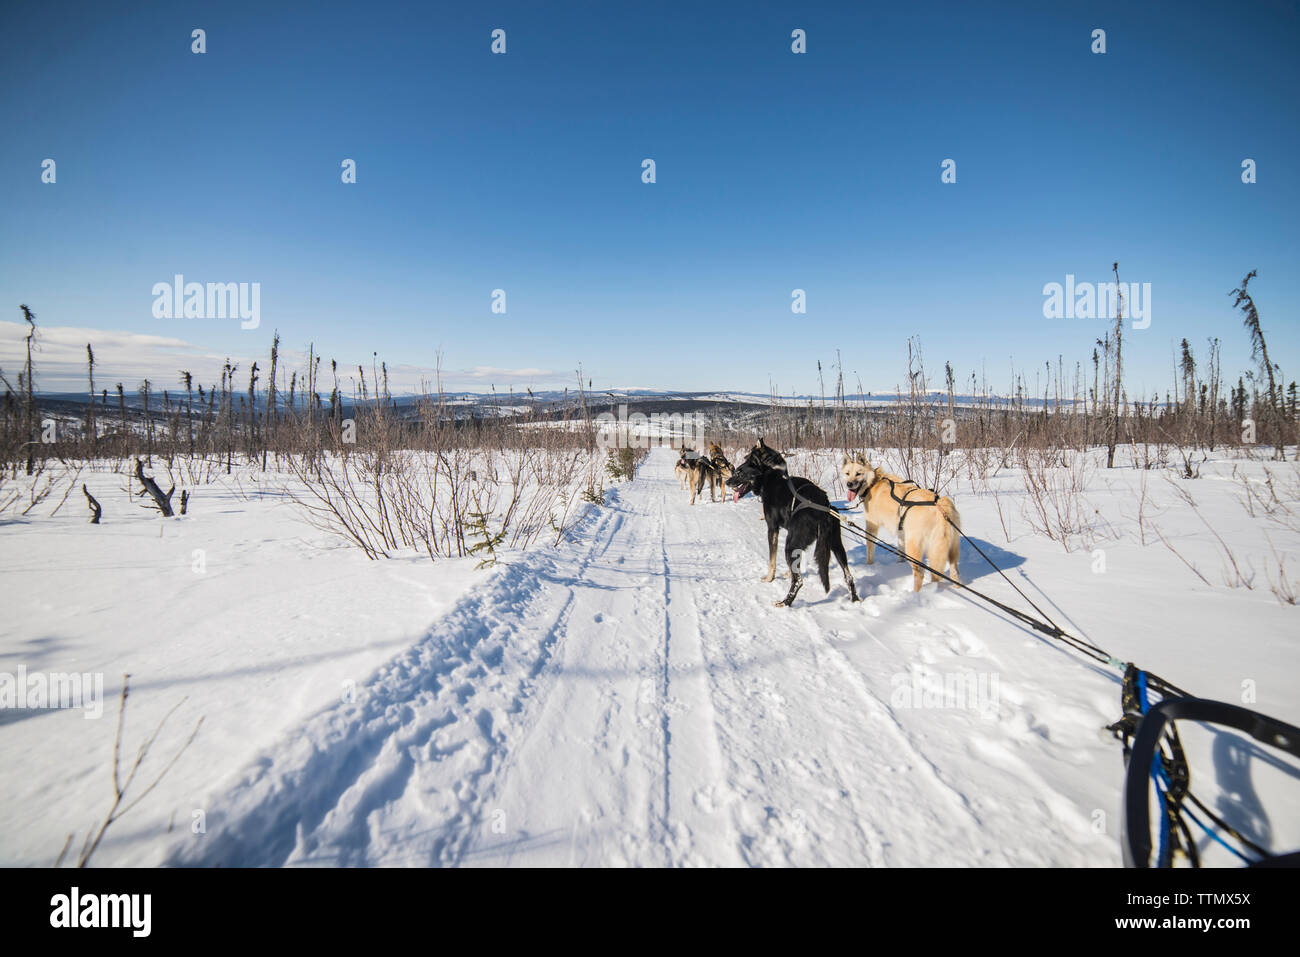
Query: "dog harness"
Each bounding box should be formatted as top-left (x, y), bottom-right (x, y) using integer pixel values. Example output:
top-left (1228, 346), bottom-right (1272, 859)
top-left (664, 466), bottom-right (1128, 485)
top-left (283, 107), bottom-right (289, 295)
top-left (885, 477), bottom-right (940, 538)
top-left (851, 471), bottom-right (941, 539)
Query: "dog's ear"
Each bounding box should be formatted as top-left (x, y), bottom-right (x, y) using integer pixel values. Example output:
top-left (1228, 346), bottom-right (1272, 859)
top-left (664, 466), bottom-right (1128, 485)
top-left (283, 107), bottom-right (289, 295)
top-left (842, 452), bottom-right (852, 465)
top-left (856, 452), bottom-right (868, 465)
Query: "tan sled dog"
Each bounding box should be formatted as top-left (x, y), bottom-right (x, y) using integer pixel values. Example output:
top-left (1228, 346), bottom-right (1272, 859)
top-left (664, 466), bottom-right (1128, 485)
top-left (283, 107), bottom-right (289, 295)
top-left (679, 448), bottom-right (723, 504)
top-left (840, 453), bottom-right (962, 592)
top-left (708, 443), bottom-right (734, 495)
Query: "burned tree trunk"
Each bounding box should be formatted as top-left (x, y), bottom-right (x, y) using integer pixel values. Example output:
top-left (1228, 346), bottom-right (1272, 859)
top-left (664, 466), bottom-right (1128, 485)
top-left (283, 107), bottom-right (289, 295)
top-left (83, 485), bottom-right (102, 524)
top-left (134, 459), bottom-right (174, 517)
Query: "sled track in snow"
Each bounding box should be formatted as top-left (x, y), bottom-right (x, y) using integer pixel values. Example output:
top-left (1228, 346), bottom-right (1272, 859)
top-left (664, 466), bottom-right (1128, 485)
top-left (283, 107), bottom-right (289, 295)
top-left (167, 446), bottom-right (1116, 867)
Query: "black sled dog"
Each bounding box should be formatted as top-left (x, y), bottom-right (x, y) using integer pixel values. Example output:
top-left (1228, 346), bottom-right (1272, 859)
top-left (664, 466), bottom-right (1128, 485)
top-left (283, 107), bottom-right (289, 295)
top-left (726, 440), bottom-right (860, 608)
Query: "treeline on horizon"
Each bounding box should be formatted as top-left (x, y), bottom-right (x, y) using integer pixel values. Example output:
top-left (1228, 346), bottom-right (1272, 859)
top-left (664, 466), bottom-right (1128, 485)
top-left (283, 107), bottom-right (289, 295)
top-left (2, 269), bottom-right (1296, 474)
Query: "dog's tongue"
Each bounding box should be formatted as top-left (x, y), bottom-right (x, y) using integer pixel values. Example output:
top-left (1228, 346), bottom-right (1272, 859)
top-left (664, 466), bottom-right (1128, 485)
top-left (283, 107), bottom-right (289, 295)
top-left (733, 490), bottom-right (740, 503)
top-left (847, 490), bottom-right (856, 501)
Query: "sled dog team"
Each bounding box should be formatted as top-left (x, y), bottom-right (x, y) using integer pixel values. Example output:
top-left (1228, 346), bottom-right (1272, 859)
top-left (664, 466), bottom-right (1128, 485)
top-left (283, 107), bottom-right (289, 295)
top-left (677, 440), bottom-right (962, 607)
top-left (674, 443), bottom-right (735, 505)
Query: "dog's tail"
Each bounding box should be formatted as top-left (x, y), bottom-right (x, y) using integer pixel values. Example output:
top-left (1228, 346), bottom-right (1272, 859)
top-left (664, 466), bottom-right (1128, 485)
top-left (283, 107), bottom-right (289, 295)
top-left (940, 498), bottom-right (961, 581)
top-left (938, 496), bottom-right (959, 527)
top-left (816, 525), bottom-right (832, 593)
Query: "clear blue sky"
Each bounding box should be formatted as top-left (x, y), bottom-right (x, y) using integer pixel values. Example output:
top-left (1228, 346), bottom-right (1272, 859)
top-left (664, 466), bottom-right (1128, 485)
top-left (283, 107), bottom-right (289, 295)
top-left (1, 0), bottom-right (1296, 397)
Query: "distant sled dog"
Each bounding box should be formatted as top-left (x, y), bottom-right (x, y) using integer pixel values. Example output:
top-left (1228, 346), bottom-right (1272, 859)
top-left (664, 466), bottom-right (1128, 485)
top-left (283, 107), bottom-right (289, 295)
top-left (678, 445), bottom-right (729, 505)
top-left (727, 440), bottom-right (859, 607)
top-left (674, 451), bottom-right (691, 490)
top-left (840, 453), bottom-right (962, 592)
top-left (707, 443), bottom-right (734, 494)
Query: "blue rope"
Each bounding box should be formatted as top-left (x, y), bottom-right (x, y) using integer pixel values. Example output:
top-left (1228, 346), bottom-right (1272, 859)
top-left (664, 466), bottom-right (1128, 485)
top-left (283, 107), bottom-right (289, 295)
top-left (1181, 805), bottom-right (1258, 865)
top-left (1136, 671), bottom-right (1173, 866)
top-left (1137, 670), bottom-right (1260, 866)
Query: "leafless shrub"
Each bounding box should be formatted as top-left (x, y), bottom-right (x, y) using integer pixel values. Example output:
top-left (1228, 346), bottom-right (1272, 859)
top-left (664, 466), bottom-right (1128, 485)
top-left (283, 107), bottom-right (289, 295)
top-left (990, 486), bottom-right (1013, 543)
top-left (1016, 447), bottom-right (1108, 551)
top-left (48, 464), bottom-right (84, 517)
top-left (1187, 505), bottom-right (1256, 589)
top-left (1264, 535), bottom-right (1297, 605)
top-left (1151, 524), bottom-right (1213, 588)
top-left (56, 674), bottom-right (203, 868)
top-left (1131, 470), bottom-right (1161, 546)
top-left (1162, 472), bottom-right (1198, 510)
top-left (1233, 463), bottom-right (1300, 534)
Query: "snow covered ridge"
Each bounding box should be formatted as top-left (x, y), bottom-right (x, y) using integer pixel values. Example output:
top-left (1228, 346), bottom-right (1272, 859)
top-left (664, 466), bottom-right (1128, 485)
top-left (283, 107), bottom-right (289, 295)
top-left (25, 387), bottom-right (1081, 416)
top-left (1, 444), bottom-right (1297, 866)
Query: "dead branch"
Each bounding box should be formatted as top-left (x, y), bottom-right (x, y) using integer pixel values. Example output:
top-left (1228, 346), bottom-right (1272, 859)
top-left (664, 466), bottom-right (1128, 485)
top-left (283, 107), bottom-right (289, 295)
top-left (83, 484), bottom-right (102, 524)
top-left (135, 458), bottom-right (175, 516)
top-left (64, 673), bottom-right (204, 868)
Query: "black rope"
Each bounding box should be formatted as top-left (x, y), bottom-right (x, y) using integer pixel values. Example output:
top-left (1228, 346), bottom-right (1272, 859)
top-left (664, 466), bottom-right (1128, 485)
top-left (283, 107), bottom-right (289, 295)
top-left (772, 463), bottom-right (1291, 869)
top-left (1185, 791), bottom-right (1273, 859)
top-left (878, 475), bottom-right (1084, 648)
top-left (784, 473), bottom-right (1120, 665)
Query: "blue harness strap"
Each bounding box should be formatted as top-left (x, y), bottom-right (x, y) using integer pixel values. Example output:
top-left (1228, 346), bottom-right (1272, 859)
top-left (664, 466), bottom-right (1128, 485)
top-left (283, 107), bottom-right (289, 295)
top-left (1136, 671), bottom-right (1173, 867)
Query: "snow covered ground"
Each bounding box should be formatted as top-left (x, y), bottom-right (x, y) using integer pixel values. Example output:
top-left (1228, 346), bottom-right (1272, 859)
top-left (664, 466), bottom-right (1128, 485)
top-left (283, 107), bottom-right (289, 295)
top-left (2, 446), bottom-right (1298, 867)
top-left (0, 467), bottom-right (489, 866)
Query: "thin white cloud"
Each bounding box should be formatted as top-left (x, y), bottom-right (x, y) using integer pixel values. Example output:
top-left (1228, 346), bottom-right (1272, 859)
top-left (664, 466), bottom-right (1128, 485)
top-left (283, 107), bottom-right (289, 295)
top-left (0, 322), bottom-right (233, 393)
top-left (0, 323), bottom-right (564, 395)
top-left (464, 366), bottom-right (554, 379)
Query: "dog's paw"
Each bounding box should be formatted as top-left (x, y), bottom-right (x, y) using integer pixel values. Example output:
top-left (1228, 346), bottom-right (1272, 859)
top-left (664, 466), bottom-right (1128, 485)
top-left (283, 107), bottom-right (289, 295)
top-left (773, 600), bottom-right (789, 608)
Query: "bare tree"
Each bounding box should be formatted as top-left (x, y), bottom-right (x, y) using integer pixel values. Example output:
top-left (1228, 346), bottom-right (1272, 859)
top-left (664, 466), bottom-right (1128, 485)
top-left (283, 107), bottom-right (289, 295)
top-left (1107, 262), bottom-right (1124, 469)
top-left (1231, 270), bottom-right (1284, 459)
top-left (19, 305), bottom-right (37, 475)
top-left (85, 344), bottom-right (96, 454)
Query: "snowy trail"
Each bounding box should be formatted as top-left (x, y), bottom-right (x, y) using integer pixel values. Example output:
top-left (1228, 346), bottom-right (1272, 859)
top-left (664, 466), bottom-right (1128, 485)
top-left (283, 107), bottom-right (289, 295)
top-left (166, 448), bottom-right (1128, 867)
